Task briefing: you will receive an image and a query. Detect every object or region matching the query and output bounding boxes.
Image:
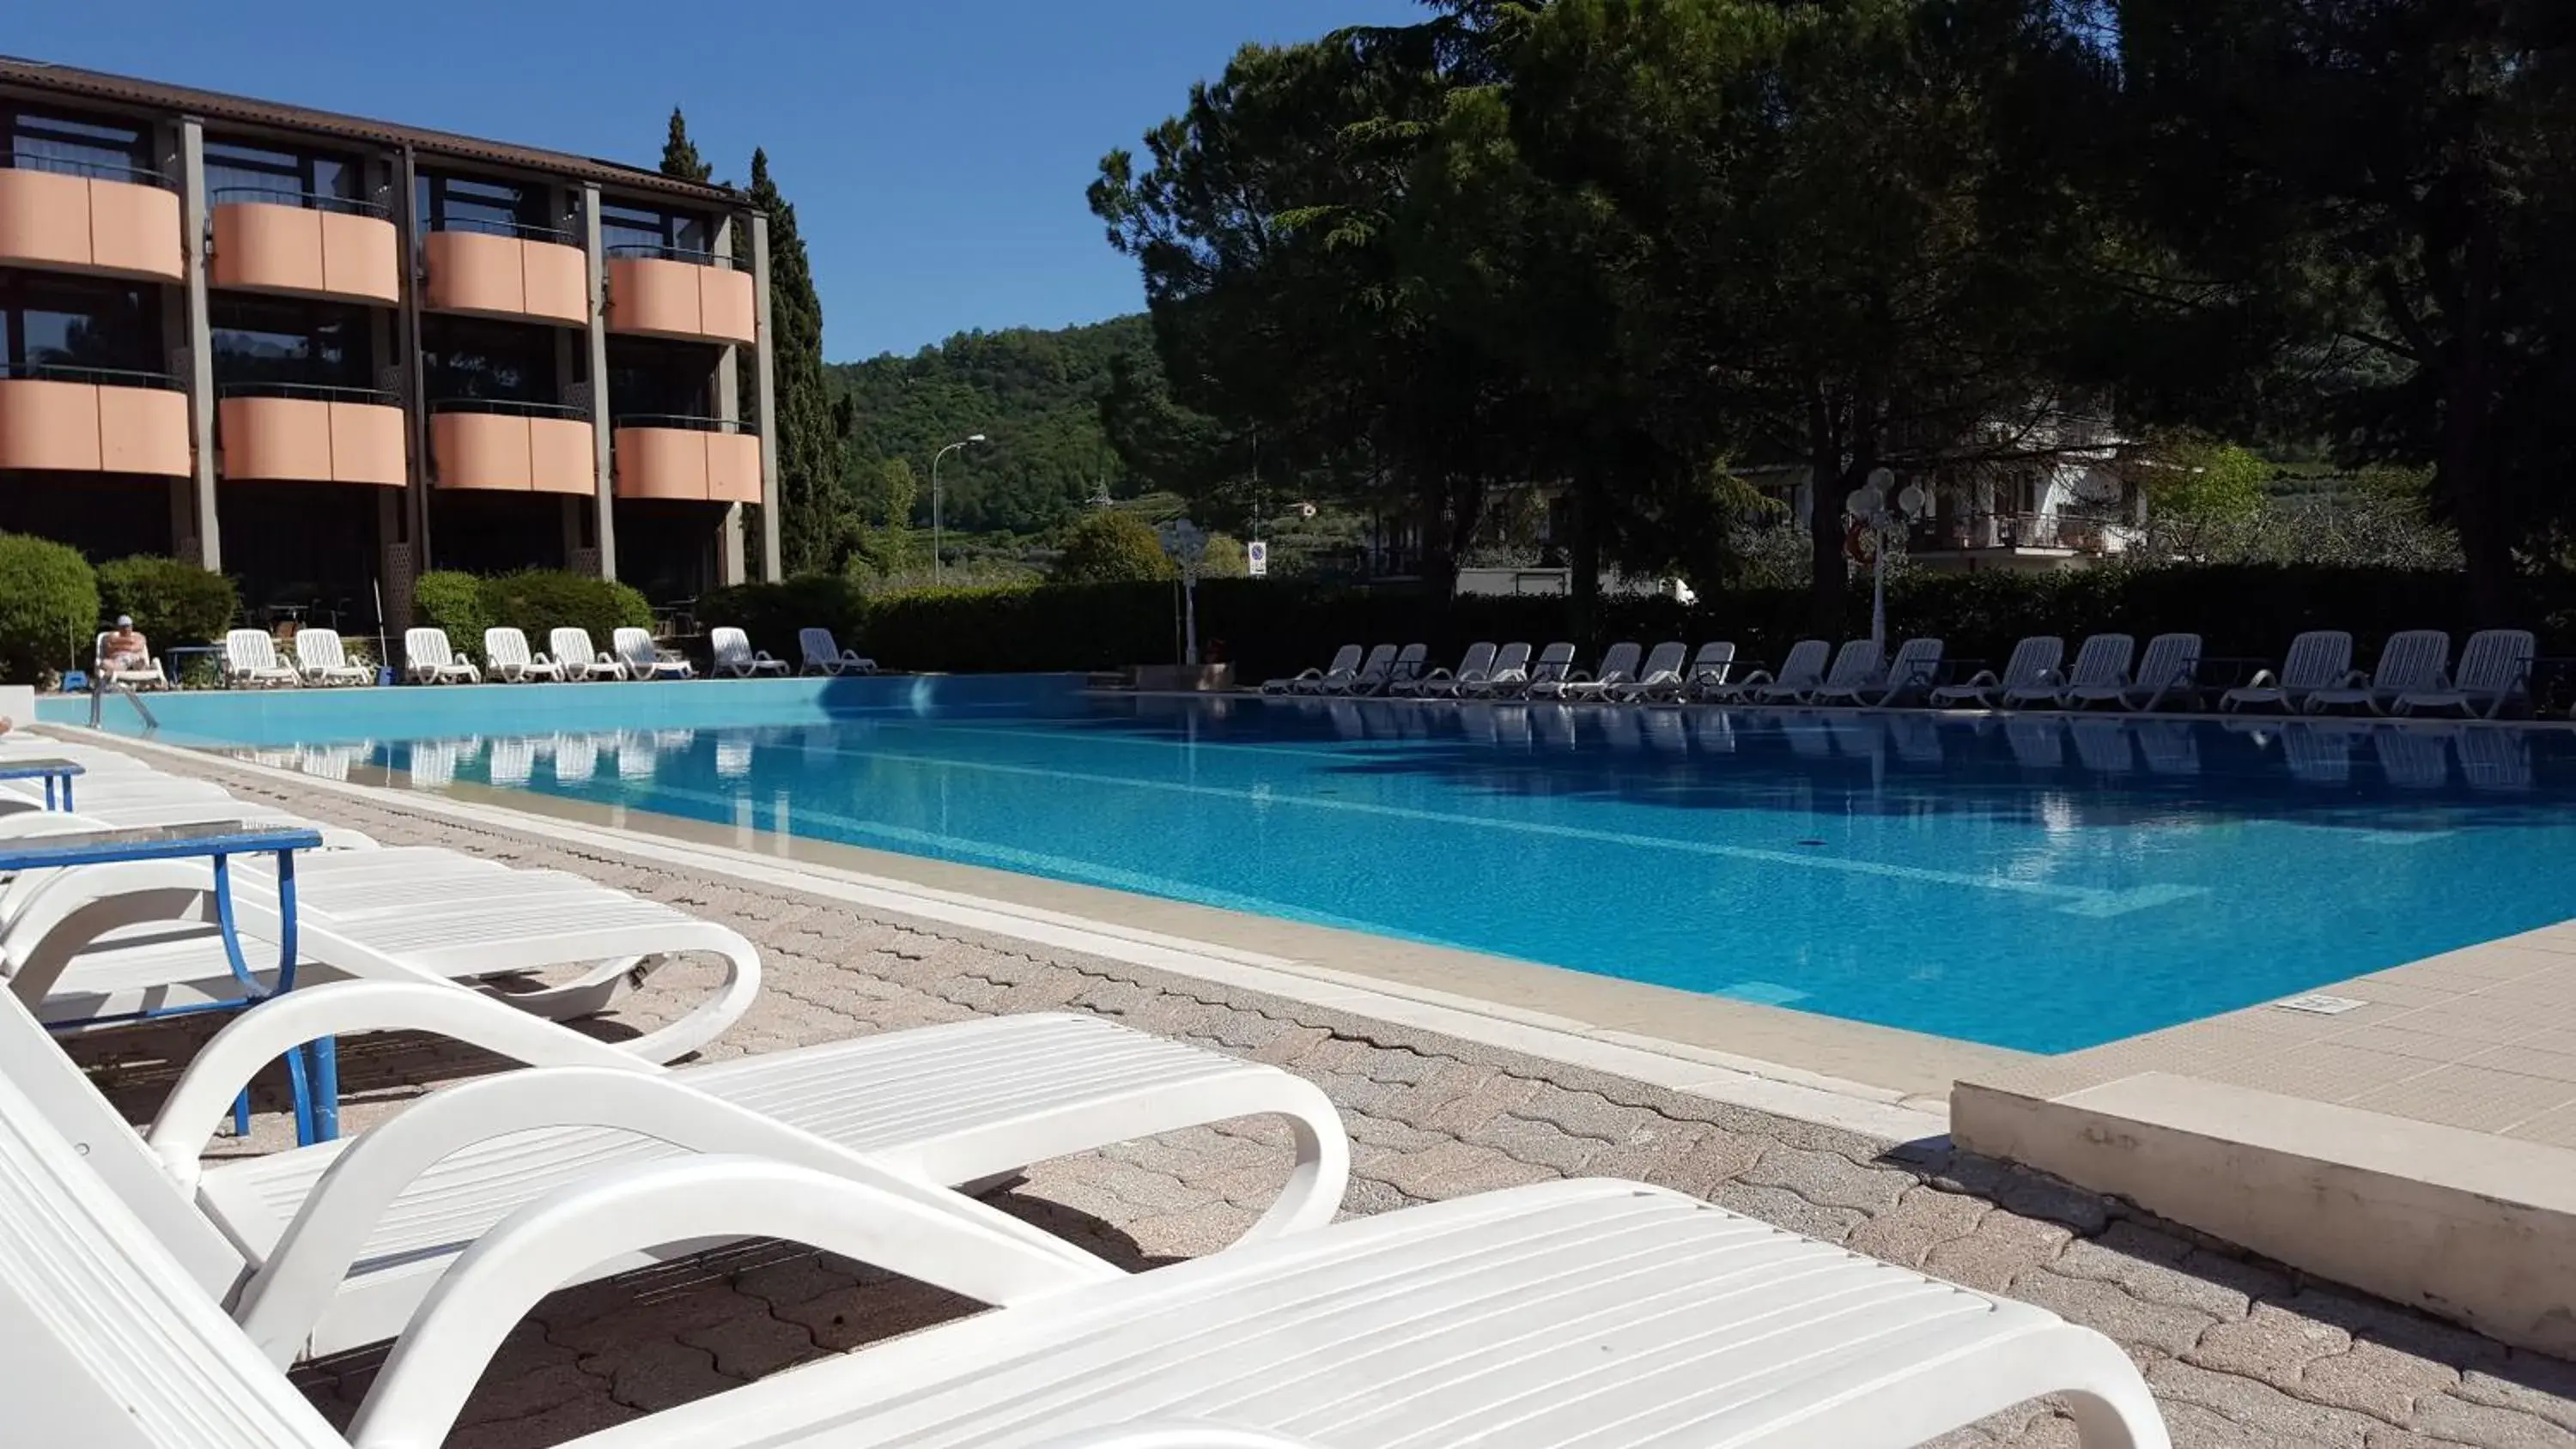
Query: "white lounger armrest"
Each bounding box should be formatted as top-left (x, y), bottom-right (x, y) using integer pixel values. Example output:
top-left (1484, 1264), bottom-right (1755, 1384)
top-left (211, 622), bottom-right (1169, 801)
top-left (349, 1154), bottom-right (1122, 1447)
top-left (234, 1067), bottom-right (1126, 1368)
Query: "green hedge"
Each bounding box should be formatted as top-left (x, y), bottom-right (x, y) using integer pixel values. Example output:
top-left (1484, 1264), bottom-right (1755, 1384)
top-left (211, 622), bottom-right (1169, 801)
top-left (701, 563), bottom-right (2572, 682)
top-left (95, 556), bottom-right (239, 648)
top-left (0, 533), bottom-right (98, 685)
top-left (412, 569), bottom-right (653, 664)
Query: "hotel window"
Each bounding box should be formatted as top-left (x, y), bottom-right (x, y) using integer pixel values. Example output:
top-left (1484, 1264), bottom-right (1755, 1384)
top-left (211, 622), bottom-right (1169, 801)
top-left (204, 137), bottom-right (364, 211)
top-left (0, 271), bottom-right (164, 376)
top-left (421, 316), bottom-right (562, 404)
top-left (599, 200), bottom-right (713, 260)
top-left (416, 172), bottom-right (559, 240)
top-left (0, 106), bottom-right (156, 184)
top-left (210, 296), bottom-right (373, 390)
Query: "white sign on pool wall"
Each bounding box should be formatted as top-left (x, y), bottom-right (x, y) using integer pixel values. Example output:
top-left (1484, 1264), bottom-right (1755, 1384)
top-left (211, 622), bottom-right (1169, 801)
top-left (1247, 540), bottom-right (1268, 578)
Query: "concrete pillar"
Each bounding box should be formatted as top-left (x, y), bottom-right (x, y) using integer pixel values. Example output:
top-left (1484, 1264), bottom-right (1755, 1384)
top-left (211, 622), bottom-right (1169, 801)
top-left (176, 119), bottom-right (220, 569)
top-left (750, 213), bottom-right (781, 581)
top-left (712, 214), bottom-right (745, 585)
top-left (581, 183), bottom-right (618, 579)
top-left (393, 145), bottom-right (431, 573)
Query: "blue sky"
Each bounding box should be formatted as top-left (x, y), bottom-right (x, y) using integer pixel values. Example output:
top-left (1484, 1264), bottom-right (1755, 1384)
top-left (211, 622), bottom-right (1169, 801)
top-left (9, 0), bottom-right (1421, 359)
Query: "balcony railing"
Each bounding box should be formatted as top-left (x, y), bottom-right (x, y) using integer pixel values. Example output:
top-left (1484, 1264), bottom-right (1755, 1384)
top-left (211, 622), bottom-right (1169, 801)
top-left (429, 397), bottom-right (592, 420)
top-left (210, 184), bottom-right (390, 218)
top-left (605, 240), bottom-right (726, 265)
top-left (610, 411), bottom-right (754, 433)
top-left (217, 380), bottom-right (402, 405)
top-left (1909, 510), bottom-right (2133, 554)
top-left (423, 215), bottom-right (575, 246)
top-left (3, 152), bottom-right (173, 189)
top-left (0, 361), bottom-right (181, 389)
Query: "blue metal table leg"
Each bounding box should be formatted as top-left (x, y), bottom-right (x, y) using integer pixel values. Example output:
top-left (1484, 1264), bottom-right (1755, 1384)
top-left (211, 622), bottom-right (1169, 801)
top-left (272, 847), bottom-right (337, 1143)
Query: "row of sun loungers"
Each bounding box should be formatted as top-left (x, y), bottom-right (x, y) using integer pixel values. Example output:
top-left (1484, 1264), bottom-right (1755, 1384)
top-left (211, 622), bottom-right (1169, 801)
top-left (114, 627), bottom-right (878, 690)
top-left (0, 726), bottom-right (2172, 1447)
top-left (1263, 627), bottom-right (2541, 717)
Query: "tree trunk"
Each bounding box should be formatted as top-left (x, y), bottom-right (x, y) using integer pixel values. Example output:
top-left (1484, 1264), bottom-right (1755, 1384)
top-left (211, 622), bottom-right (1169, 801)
top-left (1806, 386), bottom-right (1848, 634)
top-left (1570, 468), bottom-right (1604, 648)
top-left (2443, 217), bottom-right (2512, 624)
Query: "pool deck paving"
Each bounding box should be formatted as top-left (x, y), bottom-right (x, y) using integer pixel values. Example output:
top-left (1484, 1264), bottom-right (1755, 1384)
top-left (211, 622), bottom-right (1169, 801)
top-left (58, 738), bottom-right (2576, 1449)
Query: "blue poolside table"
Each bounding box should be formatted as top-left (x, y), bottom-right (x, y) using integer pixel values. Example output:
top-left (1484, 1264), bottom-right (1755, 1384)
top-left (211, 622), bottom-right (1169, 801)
top-left (0, 820), bottom-right (342, 1144)
top-left (0, 756), bottom-right (83, 810)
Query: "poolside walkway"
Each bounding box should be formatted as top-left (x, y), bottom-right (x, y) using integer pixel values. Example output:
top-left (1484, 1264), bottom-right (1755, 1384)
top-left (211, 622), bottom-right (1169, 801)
top-left (73, 743), bottom-right (2576, 1449)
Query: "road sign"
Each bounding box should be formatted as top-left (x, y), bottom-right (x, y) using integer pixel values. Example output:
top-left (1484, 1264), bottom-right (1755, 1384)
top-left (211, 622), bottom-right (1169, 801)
top-left (1246, 540), bottom-right (1268, 578)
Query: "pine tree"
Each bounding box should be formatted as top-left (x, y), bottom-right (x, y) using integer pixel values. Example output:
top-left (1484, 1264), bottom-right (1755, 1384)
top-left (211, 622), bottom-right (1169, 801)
top-left (743, 148), bottom-right (855, 574)
top-left (659, 107), bottom-right (712, 183)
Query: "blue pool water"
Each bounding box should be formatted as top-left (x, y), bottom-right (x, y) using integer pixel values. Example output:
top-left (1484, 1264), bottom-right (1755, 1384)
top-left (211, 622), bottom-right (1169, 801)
top-left (58, 681), bottom-right (2576, 1053)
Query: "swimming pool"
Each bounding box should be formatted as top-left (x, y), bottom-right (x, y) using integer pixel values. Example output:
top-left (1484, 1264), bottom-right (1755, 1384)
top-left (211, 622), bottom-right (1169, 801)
top-left (61, 682), bottom-right (2576, 1053)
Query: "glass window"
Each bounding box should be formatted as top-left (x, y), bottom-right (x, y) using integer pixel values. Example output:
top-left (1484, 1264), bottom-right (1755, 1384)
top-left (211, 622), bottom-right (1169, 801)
top-left (599, 200), bottom-right (712, 258)
top-left (0, 272), bottom-right (163, 375)
top-left (422, 316), bottom-right (559, 403)
top-left (210, 298), bottom-right (371, 389)
top-left (204, 137), bottom-right (360, 209)
top-left (608, 339), bottom-right (714, 418)
top-left (416, 173), bottom-right (554, 239)
top-left (2, 106), bottom-right (153, 183)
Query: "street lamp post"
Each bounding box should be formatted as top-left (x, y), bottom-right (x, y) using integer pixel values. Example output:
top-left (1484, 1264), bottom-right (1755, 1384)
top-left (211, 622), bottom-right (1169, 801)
top-left (1844, 468), bottom-right (1929, 651)
top-left (930, 433), bottom-right (987, 585)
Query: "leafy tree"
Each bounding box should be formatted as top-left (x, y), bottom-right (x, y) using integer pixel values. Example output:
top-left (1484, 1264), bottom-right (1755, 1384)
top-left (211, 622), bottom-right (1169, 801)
top-left (1050, 512), bottom-right (1176, 584)
top-left (2139, 435), bottom-right (2267, 527)
top-left (744, 149), bottom-right (856, 575)
top-left (1200, 531), bottom-right (1249, 578)
top-left (659, 107), bottom-right (712, 184)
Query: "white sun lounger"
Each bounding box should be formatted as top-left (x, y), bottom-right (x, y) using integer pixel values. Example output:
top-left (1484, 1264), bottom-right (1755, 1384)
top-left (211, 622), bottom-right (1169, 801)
top-left (1932, 636), bottom-right (2062, 709)
top-left (91, 629), bottom-right (170, 689)
top-left (549, 628), bottom-right (627, 682)
top-left (0, 1020), bottom-right (2168, 1449)
top-left (3, 975), bottom-right (1345, 1363)
top-left (480, 628), bottom-right (562, 683)
top-left (2220, 630), bottom-right (2349, 712)
top-left (1763, 639), bottom-right (1866, 704)
top-left (1608, 642), bottom-right (1691, 701)
top-left (223, 629), bottom-right (301, 688)
top-left (1324, 643), bottom-right (1398, 697)
top-left (2303, 629), bottom-right (2449, 714)
top-left (2396, 629), bottom-right (2533, 718)
top-left (1856, 637), bottom-right (1945, 706)
top-left (1553, 641), bottom-right (1643, 701)
top-left (401, 628), bottom-right (479, 685)
top-left (1669, 641), bottom-right (1737, 701)
top-left (1363, 643), bottom-right (1431, 697)
top-left (1480, 640), bottom-right (1564, 699)
top-left (290, 631), bottom-right (371, 688)
top-left (1709, 639), bottom-right (1828, 704)
top-left (613, 627), bottom-right (693, 681)
top-left (2066, 633), bottom-right (2202, 712)
top-left (1415, 641), bottom-right (1498, 699)
top-left (708, 627), bottom-right (787, 678)
top-left (1262, 645), bottom-right (1361, 695)
top-left (2022, 634), bottom-right (2131, 709)
top-left (799, 627), bottom-right (877, 676)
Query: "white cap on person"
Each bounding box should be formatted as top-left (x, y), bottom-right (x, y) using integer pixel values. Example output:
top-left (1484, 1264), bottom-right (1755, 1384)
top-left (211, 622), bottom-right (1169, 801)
top-left (116, 615), bottom-right (133, 627)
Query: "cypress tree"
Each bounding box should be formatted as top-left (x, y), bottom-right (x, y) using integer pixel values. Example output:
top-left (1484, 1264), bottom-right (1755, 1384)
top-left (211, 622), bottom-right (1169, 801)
top-left (659, 107), bottom-right (712, 183)
top-left (743, 149), bottom-right (854, 574)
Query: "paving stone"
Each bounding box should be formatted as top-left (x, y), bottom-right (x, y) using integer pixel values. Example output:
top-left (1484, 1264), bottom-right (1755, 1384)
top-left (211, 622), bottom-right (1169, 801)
top-left (1921, 1210), bottom-right (2075, 1293)
top-left (2148, 1358), bottom-right (2385, 1446)
top-left (589, 1338), bottom-right (742, 1413)
top-left (1737, 1142), bottom-right (1914, 1216)
top-left (1706, 1179), bottom-right (1866, 1243)
top-left (1508, 1084), bottom-right (1660, 1144)
top-left (2012, 1270), bottom-right (2221, 1362)
top-left (2460, 1365), bottom-right (2576, 1434)
top-left (1465, 1112), bottom-right (1610, 1173)
top-left (2187, 1304), bottom-right (2354, 1393)
top-left (2406, 1394), bottom-right (2576, 1449)
top-left (1364, 1137), bottom-right (1558, 1200)
top-left (2052, 1234), bottom-right (2261, 1322)
top-left (2302, 1341), bottom-right (2467, 1426)
top-left (1844, 1185), bottom-right (1992, 1269)
top-left (678, 1309), bottom-right (828, 1380)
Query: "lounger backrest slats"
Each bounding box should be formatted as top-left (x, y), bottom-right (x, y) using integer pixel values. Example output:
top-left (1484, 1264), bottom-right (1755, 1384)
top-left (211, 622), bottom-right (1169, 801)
top-left (1530, 642), bottom-right (1577, 682)
top-left (2065, 634), bottom-right (2136, 688)
top-left (293, 630), bottom-right (349, 672)
top-left (1821, 639), bottom-right (1883, 689)
top-left (1689, 642), bottom-right (1736, 683)
top-left (1594, 642), bottom-right (1642, 681)
top-left (799, 627), bottom-right (844, 666)
top-left (1491, 642), bottom-right (1533, 676)
top-left (484, 628), bottom-right (534, 669)
top-left (710, 627), bottom-right (756, 668)
top-left (2454, 629), bottom-right (2536, 694)
top-left (2000, 637), bottom-right (2064, 688)
top-left (2135, 634), bottom-right (2202, 689)
top-left (613, 628), bottom-right (661, 670)
top-left (404, 627), bottom-right (457, 670)
top-left (551, 628), bottom-right (600, 666)
top-left (1388, 643), bottom-right (1429, 679)
top-left (1354, 644), bottom-right (1398, 682)
top-left (1454, 642), bottom-right (1498, 678)
top-left (1637, 642), bottom-right (1688, 681)
top-left (1777, 639), bottom-right (1832, 688)
top-left (2371, 630), bottom-right (2451, 692)
top-left (225, 628), bottom-right (280, 673)
top-left (1320, 644), bottom-right (1364, 677)
top-left (2278, 631), bottom-right (2353, 689)
top-left (1884, 638), bottom-right (1942, 689)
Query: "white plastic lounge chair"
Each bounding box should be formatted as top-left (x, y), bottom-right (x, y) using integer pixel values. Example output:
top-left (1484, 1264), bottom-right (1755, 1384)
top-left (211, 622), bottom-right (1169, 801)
top-left (1711, 639), bottom-right (1830, 704)
top-left (1860, 637), bottom-right (1945, 706)
top-left (1933, 636), bottom-right (2063, 709)
top-left (1469, 640), bottom-right (1554, 699)
top-left (613, 627), bottom-right (694, 681)
top-left (1608, 641), bottom-right (1691, 701)
top-left (1671, 641), bottom-right (1738, 700)
top-left (2303, 629), bottom-right (2449, 714)
top-left (6, 846), bottom-right (759, 1064)
top-left (548, 627), bottom-right (626, 682)
top-left (1553, 641), bottom-right (1643, 701)
top-left (2221, 630), bottom-right (2350, 712)
top-left (1810, 638), bottom-right (1933, 706)
top-left (1763, 638), bottom-right (1868, 704)
top-left (2397, 628), bottom-right (2533, 718)
top-left (708, 627), bottom-right (787, 678)
top-left (2024, 634), bottom-right (2132, 709)
top-left (401, 628), bottom-right (479, 685)
top-left (0, 1040), bottom-right (2166, 1449)
top-left (91, 630), bottom-right (169, 689)
top-left (1324, 643), bottom-right (1398, 697)
top-left (1413, 641), bottom-right (1497, 699)
top-left (289, 630), bottom-right (370, 688)
top-left (1362, 643), bottom-right (1431, 697)
top-left (1263, 645), bottom-right (1360, 695)
top-left (799, 627), bottom-right (877, 676)
top-left (480, 628), bottom-right (562, 683)
top-left (222, 629), bottom-right (301, 688)
top-left (2081, 633), bottom-right (2202, 712)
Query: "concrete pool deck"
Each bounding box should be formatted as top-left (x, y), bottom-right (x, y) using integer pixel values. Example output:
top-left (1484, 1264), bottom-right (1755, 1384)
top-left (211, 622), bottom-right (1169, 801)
top-left (41, 726), bottom-right (2576, 1446)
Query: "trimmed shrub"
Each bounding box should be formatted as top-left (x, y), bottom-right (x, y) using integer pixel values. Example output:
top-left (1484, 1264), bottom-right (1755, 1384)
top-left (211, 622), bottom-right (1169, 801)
top-left (1050, 512), bottom-right (1176, 585)
top-left (95, 556), bottom-right (239, 648)
top-left (698, 574), bottom-right (865, 661)
top-left (410, 571), bottom-right (490, 658)
top-left (0, 532), bottom-right (100, 685)
top-left (478, 570), bottom-right (653, 653)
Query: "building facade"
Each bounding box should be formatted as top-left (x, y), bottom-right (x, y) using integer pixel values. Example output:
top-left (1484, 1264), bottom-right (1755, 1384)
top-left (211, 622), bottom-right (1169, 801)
top-left (0, 57), bottom-right (781, 630)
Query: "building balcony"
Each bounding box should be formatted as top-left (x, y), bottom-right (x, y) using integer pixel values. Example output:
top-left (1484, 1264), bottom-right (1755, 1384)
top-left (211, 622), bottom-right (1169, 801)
top-left (0, 364), bottom-right (191, 475)
top-left (421, 221), bottom-right (588, 326)
top-left (217, 385), bottom-right (406, 487)
top-left (210, 189), bottom-right (399, 305)
top-left (430, 400), bottom-right (597, 494)
top-left (0, 158), bottom-right (185, 283)
top-left (1906, 510), bottom-right (2142, 573)
top-left (605, 246), bottom-right (755, 345)
top-left (611, 415), bottom-right (760, 503)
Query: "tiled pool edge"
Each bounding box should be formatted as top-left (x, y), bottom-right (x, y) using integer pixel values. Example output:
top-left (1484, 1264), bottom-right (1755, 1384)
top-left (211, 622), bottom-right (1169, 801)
top-left (63, 725), bottom-right (1953, 1143)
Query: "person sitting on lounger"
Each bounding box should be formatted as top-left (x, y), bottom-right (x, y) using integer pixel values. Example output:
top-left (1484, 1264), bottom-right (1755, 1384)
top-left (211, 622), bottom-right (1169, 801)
top-left (100, 616), bottom-right (150, 675)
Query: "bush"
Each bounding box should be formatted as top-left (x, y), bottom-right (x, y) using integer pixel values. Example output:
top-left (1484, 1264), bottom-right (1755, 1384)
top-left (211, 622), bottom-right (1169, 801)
top-left (410, 571), bottom-right (490, 658)
top-left (1050, 512), bottom-right (1175, 585)
top-left (0, 532), bottom-right (99, 685)
top-left (95, 555), bottom-right (238, 648)
top-left (478, 570), bottom-right (653, 653)
top-left (698, 574), bottom-right (865, 661)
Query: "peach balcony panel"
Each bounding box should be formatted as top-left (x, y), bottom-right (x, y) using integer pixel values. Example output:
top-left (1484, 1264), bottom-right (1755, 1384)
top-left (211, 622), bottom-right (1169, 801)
top-left (433, 410), bottom-right (598, 494)
top-left (221, 396), bottom-right (405, 487)
top-left (0, 167), bottom-right (184, 282)
top-left (527, 415), bottom-right (598, 495)
top-left (606, 257), bottom-right (756, 345)
top-left (422, 230), bottom-right (588, 326)
top-left (614, 425), bottom-right (720, 500)
top-left (705, 431), bottom-right (762, 504)
top-left (0, 378), bottom-right (190, 476)
top-left (210, 202), bottom-right (399, 305)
